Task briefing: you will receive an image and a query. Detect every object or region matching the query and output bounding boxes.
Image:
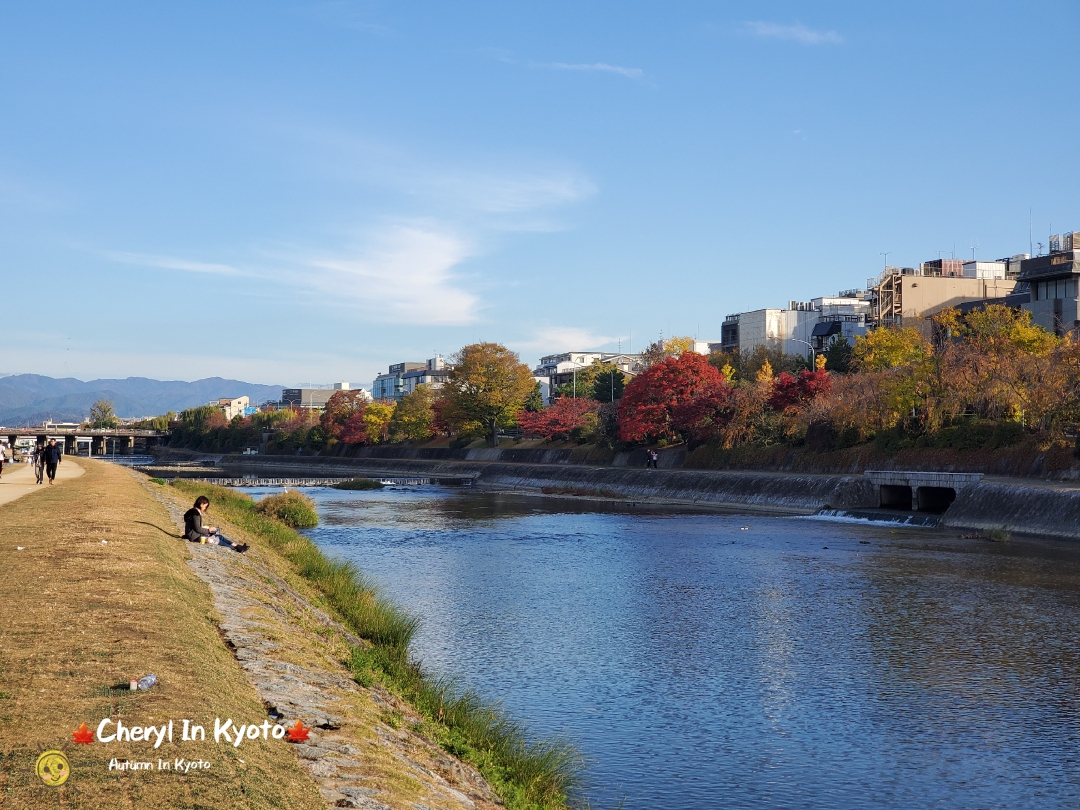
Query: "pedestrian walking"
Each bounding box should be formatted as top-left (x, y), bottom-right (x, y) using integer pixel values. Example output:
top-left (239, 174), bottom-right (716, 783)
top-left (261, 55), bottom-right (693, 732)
top-left (43, 438), bottom-right (62, 485)
top-left (34, 443), bottom-right (45, 484)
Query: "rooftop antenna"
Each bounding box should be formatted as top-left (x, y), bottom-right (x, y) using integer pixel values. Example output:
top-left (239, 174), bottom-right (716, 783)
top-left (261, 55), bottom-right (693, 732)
top-left (880, 251), bottom-right (891, 269)
top-left (970, 243), bottom-right (978, 261)
top-left (1029, 208), bottom-right (1033, 256)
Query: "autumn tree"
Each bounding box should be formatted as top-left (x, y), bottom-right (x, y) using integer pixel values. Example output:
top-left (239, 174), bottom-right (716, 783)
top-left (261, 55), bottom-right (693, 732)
top-left (320, 390), bottom-right (370, 439)
top-left (617, 351), bottom-right (727, 444)
top-left (852, 327), bottom-right (931, 371)
top-left (441, 342), bottom-right (535, 446)
top-left (88, 399), bottom-right (120, 429)
top-left (389, 385), bottom-right (436, 442)
top-left (640, 335), bottom-right (696, 368)
top-left (518, 397), bottom-right (600, 441)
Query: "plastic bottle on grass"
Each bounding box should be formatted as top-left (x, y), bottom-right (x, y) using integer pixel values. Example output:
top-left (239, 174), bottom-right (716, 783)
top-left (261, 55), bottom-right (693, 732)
top-left (137, 674), bottom-right (157, 691)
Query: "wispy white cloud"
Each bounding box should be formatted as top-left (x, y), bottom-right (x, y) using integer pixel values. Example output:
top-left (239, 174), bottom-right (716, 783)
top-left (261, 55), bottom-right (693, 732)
top-left (105, 225), bottom-right (480, 327)
top-left (279, 123), bottom-right (596, 217)
top-left (303, 1), bottom-right (390, 35)
top-left (104, 250), bottom-right (251, 277)
top-left (514, 326), bottom-right (620, 354)
top-left (301, 224), bottom-right (479, 326)
top-left (743, 21), bottom-right (843, 45)
top-left (542, 62), bottom-right (644, 80)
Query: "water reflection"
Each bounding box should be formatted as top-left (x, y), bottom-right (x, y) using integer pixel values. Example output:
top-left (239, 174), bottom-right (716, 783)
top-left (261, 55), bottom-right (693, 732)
top-left (247, 485), bottom-right (1080, 809)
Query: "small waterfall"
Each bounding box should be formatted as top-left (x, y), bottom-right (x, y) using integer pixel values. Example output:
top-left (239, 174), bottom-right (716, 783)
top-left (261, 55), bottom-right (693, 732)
top-left (805, 508), bottom-right (942, 528)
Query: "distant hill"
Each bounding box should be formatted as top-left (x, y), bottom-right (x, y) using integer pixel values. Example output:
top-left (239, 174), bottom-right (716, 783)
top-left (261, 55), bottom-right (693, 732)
top-left (0, 375), bottom-right (286, 426)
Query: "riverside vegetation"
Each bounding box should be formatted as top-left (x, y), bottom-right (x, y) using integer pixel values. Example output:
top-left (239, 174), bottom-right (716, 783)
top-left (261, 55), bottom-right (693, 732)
top-left (169, 479), bottom-right (582, 810)
top-left (155, 305), bottom-right (1080, 475)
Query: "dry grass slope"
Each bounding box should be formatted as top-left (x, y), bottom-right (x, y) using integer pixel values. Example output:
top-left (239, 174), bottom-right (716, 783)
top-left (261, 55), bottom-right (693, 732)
top-left (0, 460), bottom-right (325, 809)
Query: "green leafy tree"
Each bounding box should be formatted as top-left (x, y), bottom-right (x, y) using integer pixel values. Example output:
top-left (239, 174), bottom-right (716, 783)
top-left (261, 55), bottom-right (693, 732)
top-left (442, 342), bottom-right (536, 446)
top-left (824, 335), bottom-right (853, 373)
top-left (523, 382), bottom-right (545, 412)
top-left (591, 363), bottom-right (626, 402)
top-left (88, 399), bottom-right (120, 429)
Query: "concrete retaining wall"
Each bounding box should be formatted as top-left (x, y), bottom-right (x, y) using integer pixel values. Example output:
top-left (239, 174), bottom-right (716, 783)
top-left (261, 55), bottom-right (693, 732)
top-left (943, 482), bottom-right (1080, 540)
top-left (206, 453), bottom-right (878, 514)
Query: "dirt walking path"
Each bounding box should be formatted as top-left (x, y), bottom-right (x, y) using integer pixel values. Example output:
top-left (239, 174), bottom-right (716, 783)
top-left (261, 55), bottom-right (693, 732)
top-left (0, 459), bottom-right (324, 809)
top-left (0, 456), bottom-right (83, 507)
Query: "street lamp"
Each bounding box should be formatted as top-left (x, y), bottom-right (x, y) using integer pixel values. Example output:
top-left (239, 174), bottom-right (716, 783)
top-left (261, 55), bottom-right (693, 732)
top-left (791, 338), bottom-right (816, 367)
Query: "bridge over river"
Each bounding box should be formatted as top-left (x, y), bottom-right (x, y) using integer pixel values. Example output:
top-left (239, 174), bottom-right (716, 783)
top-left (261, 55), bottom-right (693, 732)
top-left (3, 427), bottom-right (169, 456)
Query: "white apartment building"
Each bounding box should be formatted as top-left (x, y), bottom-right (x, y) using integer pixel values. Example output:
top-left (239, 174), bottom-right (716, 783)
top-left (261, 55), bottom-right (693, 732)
top-left (722, 293), bottom-right (872, 359)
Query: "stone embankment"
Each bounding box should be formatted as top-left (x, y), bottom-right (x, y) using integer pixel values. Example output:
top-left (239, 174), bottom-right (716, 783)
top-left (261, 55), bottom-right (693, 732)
top-left (145, 475), bottom-right (502, 810)
top-left (151, 448), bottom-right (1080, 541)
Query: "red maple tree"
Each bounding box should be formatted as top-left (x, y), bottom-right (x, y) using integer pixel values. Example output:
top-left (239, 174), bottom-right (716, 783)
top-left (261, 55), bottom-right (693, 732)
top-left (617, 352), bottom-right (727, 443)
top-left (72, 722), bottom-right (94, 744)
top-left (767, 369), bottom-right (831, 412)
top-left (517, 397), bottom-right (599, 440)
top-left (670, 377), bottom-right (734, 444)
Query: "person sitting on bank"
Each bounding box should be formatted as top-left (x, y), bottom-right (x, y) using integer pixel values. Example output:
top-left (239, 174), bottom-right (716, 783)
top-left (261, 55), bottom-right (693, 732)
top-left (183, 496), bottom-right (248, 553)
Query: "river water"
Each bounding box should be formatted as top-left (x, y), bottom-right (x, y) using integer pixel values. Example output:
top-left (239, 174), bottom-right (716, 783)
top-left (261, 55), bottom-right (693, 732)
top-left (247, 484), bottom-right (1080, 809)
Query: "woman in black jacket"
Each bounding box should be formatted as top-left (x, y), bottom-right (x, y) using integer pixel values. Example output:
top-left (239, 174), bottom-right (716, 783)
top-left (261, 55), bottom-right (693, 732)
top-left (183, 496), bottom-right (248, 553)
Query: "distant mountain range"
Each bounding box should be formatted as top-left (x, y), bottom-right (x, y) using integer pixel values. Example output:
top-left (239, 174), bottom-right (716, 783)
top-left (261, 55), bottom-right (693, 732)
top-left (0, 375), bottom-right (286, 426)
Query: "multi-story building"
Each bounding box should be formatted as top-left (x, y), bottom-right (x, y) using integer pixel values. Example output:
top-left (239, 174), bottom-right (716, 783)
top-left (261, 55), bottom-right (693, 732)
top-left (723, 292), bottom-right (872, 358)
top-left (281, 382), bottom-right (359, 410)
top-left (533, 351), bottom-right (644, 400)
top-left (372, 358), bottom-right (449, 402)
top-left (1019, 239), bottom-right (1080, 336)
top-left (869, 265), bottom-right (1016, 328)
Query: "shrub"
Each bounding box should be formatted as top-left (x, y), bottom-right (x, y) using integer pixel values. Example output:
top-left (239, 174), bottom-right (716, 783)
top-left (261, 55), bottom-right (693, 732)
top-left (253, 490), bottom-right (319, 528)
top-left (331, 478), bottom-right (384, 490)
top-left (149, 477), bottom-right (167, 485)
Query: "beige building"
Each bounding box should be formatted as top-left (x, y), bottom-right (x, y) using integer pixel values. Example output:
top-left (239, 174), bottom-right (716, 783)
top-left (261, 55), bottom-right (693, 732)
top-left (213, 396), bottom-right (250, 420)
top-left (870, 269), bottom-right (1016, 327)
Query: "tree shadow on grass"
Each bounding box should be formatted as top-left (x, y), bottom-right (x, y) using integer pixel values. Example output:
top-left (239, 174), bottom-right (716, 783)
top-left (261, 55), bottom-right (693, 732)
top-left (135, 520), bottom-right (180, 538)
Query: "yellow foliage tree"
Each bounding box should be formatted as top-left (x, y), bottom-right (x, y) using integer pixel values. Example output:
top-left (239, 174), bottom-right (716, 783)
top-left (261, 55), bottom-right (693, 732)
top-left (442, 342), bottom-right (536, 446)
top-left (852, 327), bottom-right (931, 371)
top-left (362, 402), bottom-right (396, 444)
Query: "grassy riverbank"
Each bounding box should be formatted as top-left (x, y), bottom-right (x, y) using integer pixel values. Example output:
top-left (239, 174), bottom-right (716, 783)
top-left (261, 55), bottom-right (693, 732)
top-left (0, 460), bottom-right (324, 808)
top-left (169, 479), bottom-right (583, 810)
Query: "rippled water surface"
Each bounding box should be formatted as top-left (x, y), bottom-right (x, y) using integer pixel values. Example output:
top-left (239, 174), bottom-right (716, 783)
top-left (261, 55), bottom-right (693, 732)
top-left (249, 485), bottom-right (1080, 809)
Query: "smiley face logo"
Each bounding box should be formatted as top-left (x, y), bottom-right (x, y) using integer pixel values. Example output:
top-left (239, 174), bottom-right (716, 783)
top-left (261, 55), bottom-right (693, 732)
top-left (35, 750), bottom-right (70, 786)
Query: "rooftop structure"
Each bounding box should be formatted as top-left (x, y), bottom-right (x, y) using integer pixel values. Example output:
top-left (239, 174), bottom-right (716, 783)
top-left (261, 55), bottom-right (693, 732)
top-left (868, 266), bottom-right (1016, 328)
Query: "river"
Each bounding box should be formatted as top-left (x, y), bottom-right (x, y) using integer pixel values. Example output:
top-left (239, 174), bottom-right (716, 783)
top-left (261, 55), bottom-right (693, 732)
top-left (245, 484), bottom-right (1080, 809)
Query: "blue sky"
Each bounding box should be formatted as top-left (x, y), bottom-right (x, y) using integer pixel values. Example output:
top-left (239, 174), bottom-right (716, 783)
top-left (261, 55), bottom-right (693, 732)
top-left (2, 1), bottom-right (1078, 387)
